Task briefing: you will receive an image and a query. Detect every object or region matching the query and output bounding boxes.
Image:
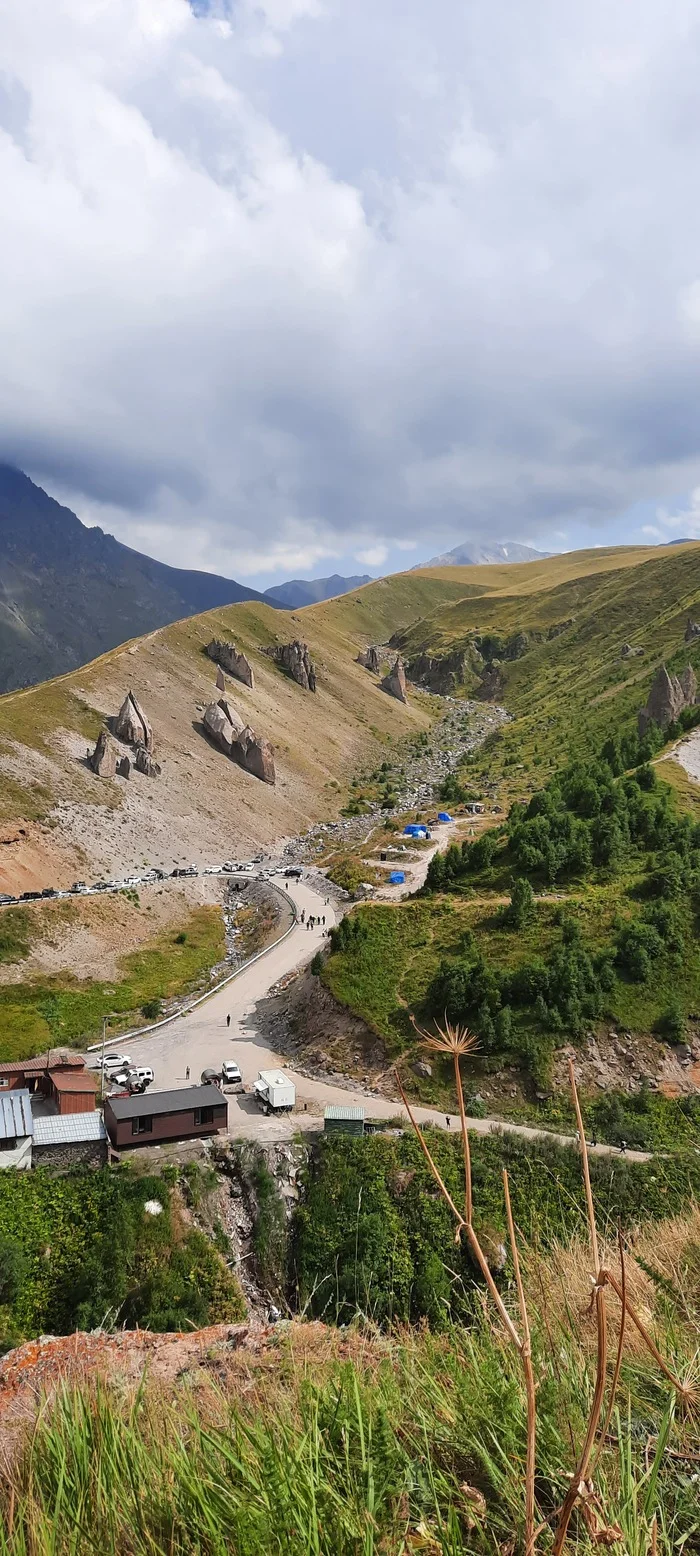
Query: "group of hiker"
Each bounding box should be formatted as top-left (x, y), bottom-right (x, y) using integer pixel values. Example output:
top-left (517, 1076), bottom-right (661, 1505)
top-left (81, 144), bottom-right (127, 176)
top-left (300, 909), bottom-right (326, 930)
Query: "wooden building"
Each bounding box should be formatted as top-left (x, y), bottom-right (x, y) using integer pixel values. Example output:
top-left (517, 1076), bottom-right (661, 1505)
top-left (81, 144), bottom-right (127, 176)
top-left (0, 1051), bottom-right (97, 1115)
top-left (104, 1085), bottom-right (228, 1150)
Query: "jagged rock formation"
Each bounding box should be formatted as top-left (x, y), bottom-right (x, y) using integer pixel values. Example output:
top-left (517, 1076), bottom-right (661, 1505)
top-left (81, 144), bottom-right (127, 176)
top-left (203, 702), bottom-right (236, 755)
top-left (685, 618), bottom-right (700, 642)
top-left (381, 654), bottom-right (407, 703)
top-left (621, 643), bottom-right (644, 659)
top-left (202, 699), bottom-right (275, 783)
top-left (638, 663), bottom-right (698, 735)
top-left (134, 746), bottom-right (162, 778)
top-left (206, 639), bottom-right (254, 689)
top-left (357, 646), bottom-right (380, 673)
top-left (269, 640), bottom-right (316, 691)
top-left (89, 730), bottom-right (118, 777)
top-left (117, 755), bottom-right (131, 779)
top-left (215, 665), bottom-right (226, 693)
top-left (114, 692), bottom-right (153, 751)
top-left (231, 726), bottom-right (275, 785)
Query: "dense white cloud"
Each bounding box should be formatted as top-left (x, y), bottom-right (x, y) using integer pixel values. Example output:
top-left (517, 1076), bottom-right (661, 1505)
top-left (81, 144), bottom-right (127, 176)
top-left (3, 0), bottom-right (700, 579)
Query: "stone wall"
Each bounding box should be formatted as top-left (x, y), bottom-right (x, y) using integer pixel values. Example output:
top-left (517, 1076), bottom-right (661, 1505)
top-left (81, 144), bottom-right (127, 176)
top-left (32, 1139), bottom-right (108, 1172)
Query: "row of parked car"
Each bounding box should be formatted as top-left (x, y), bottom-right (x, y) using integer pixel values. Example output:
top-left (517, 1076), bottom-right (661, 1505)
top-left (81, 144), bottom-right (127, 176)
top-left (0, 856), bottom-right (272, 907)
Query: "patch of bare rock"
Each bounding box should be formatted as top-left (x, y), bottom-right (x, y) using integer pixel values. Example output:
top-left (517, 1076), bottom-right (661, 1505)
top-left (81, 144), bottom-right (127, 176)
top-left (381, 654), bottom-right (408, 703)
top-left (203, 696), bottom-right (275, 785)
top-left (206, 638), bottom-right (255, 689)
top-left (266, 639), bottom-right (316, 691)
top-left (357, 645), bottom-right (380, 672)
top-left (638, 662), bottom-right (697, 736)
top-left (89, 690), bottom-right (161, 780)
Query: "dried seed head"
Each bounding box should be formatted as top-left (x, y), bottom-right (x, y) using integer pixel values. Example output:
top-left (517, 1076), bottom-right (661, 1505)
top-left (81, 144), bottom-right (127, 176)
top-left (410, 1013), bottom-right (479, 1057)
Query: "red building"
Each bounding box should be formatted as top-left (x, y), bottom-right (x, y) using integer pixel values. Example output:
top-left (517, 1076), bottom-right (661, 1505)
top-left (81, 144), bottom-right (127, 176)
top-left (0, 1051), bottom-right (98, 1115)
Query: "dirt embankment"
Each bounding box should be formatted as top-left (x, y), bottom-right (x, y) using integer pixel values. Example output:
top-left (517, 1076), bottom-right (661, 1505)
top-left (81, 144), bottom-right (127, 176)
top-left (256, 967), bottom-right (390, 1089)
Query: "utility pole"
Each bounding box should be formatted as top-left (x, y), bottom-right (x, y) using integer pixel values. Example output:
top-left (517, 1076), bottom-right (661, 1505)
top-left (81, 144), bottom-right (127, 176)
top-left (101, 1014), bottom-right (109, 1082)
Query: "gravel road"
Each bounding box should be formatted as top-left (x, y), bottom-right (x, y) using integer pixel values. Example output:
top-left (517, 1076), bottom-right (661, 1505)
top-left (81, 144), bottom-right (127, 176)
top-left (124, 856), bottom-right (651, 1162)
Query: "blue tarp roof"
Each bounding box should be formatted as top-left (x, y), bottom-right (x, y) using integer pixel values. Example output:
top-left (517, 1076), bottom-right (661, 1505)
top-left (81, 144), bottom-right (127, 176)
top-left (437, 811), bottom-right (452, 822)
top-left (404, 824), bottom-right (427, 835)
top-left (389, 870), bottom-right (405, 883)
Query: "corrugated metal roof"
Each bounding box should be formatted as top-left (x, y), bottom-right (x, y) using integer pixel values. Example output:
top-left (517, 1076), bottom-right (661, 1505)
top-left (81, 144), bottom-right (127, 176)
top-left (33, 1113), bottom-right (107, 1146)
top-left (106, 1085), bottom-right (225, 1120)
top-left (0, 1051), bottom-right (84, 1076)
top-left (324, 1105), bottom-right (366, 1122)
top-left (0, 1090), bottom-right (34, 1141)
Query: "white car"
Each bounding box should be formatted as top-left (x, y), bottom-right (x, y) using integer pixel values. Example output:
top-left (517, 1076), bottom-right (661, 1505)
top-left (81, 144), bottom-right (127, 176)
top-left (221, 1061), bottom-right (242, 1086)
top-left (101, 1053), bottom-right (132, 1072)
top-left (136, 1067), bottom-right (154, 1085)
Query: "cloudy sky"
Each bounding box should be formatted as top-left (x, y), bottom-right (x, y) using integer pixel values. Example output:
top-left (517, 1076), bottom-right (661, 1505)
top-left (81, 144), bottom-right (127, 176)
top-left (3, 0), bottom-right (700, 586)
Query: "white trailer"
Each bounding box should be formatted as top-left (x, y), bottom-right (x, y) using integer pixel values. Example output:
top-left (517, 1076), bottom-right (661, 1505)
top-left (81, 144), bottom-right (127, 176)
top-left (253, 1069), bottom-right (296, 1114)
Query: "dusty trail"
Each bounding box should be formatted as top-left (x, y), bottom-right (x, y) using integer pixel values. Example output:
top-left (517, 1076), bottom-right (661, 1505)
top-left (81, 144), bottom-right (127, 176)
top-left (125, 849), bottom-right (651, 1162)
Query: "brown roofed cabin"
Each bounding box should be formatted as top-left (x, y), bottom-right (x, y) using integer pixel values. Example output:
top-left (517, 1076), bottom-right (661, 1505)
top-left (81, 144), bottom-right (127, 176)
top-left (0, 1051), bottom-right (97, 1115)
top-left (104, 1085), bottom-right (227, 1150)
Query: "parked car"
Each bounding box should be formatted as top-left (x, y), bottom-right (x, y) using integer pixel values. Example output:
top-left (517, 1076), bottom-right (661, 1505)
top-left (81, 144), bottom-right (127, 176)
top-left (71, 881), bottom-right (88, 893)
top-left (101, 1053), bottom-right (132, 1072)
top-left (93, 881), bottom-right (110, 892)
top-left (0, 893), bottom-right (15, 905)
top-left (20, 890), bottom-right (41, 901)
top-left (136, 1067), bottom-right (154, 1085)
top-left (221, 1061), bottom-right (242, 1086)
top-left (284, 867), bottom-right (302, 879)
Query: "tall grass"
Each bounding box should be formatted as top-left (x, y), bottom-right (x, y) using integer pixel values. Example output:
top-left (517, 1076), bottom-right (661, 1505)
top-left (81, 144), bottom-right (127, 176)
top-left (1, 1294), bottom-right (698, 1556)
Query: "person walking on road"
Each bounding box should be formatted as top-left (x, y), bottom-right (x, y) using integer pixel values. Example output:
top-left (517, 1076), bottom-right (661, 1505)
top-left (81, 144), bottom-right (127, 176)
top-left (185, 1066), bottom-right (190, 1080)
top-left (226, 1014), bottom-right (231, 1028)
top-left (445, 1115), bottom-right (450, 1129)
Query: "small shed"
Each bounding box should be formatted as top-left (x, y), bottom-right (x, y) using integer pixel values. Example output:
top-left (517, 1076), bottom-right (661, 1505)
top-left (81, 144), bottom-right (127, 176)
top-left (0, 1089), bottom-right (33, 1170)
top-left (104, 1085), bottom-right (228, 1150)
top-left (388, 870), bottom-right (405, 884)
top-left (437, 811), bottom-right (453, 823)
top-left (48, 1069), bottom-right (99, 1115)
top-left (33, 1112), bottom-right (108, 1171)
top-left (324, 1105), bottom-right (365, 1137)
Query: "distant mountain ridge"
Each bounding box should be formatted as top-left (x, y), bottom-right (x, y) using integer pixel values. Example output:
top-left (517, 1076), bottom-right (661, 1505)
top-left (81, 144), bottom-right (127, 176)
top-left (0, 466), bottom-right (280, 694)
top-left (415, 540), bottom-right (551, 568)
top-left (263, 573), bottom-right (371, 608)
top-left (0, 469), bottom-right (373, 695)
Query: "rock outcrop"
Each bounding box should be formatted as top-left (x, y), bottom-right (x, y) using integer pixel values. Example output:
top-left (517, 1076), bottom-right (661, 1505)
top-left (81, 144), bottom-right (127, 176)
top-left (357, 646), bottom-right (380, 673)
top-left (638, 663), bottom-right (698, 735)
top-left (115, 692), bottom-right (153, 751)
top-left (621, 643), bottom-right (644, 659)
top-left (381, 655), bottom-right (407, 703)
top-left (686, 618), bottom-right (700, 642)
top-left (203, 702), bottom-right (236, 755)
top-left (89, 730), bottom-right (118, 777)
top-left (206, 640), bottom-right (254, 689)
top-left (134, 746), bottom-right (162, 778)
top-left (269, 640), bottom-right (316, 691)
top-left (215, 665), bottom-right (226, 693)
top-left (202, 700), bottom-right (275, 783)
top-left (231, 726), bottom-right (275, 785)
top-left (117, 756), bottom-right (131, 779)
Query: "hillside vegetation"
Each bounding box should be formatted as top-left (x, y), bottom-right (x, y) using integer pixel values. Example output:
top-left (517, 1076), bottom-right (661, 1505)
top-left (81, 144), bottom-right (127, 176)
top-left (2, 1195), bottom-right (699, 1556)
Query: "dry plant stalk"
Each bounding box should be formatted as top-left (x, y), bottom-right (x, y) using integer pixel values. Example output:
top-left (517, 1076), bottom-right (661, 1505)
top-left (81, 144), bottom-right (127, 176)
top-left (399, 1015), bottom-right (537, 1555)
top-left (400, 1023), bottom-right (694, 1555)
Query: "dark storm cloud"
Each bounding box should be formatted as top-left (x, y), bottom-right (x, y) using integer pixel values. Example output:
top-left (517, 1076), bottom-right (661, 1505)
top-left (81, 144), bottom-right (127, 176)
top-left (3, 0), bottom-right (700, 575)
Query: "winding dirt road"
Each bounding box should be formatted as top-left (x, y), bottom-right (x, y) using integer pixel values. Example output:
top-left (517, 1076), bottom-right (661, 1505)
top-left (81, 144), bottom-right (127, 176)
top-left (125, 860), bottom-right (650, 1161)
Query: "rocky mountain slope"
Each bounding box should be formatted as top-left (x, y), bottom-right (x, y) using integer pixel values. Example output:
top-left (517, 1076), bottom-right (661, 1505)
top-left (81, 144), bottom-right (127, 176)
top-left (0, 542), bottom-right (694, 896)
top-left (416, 539), bottom-right (550, 567)
top-left (0, 466), bottom-right (275, 694)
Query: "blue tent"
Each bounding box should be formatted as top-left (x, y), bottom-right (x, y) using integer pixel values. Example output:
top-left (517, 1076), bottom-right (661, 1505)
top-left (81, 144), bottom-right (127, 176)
top-left (437, 811), bottom-right (453, 823)
top-left (404, 823), bottom-right (427, 836)
top-left (388, 870), bottom-right (405, 884)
